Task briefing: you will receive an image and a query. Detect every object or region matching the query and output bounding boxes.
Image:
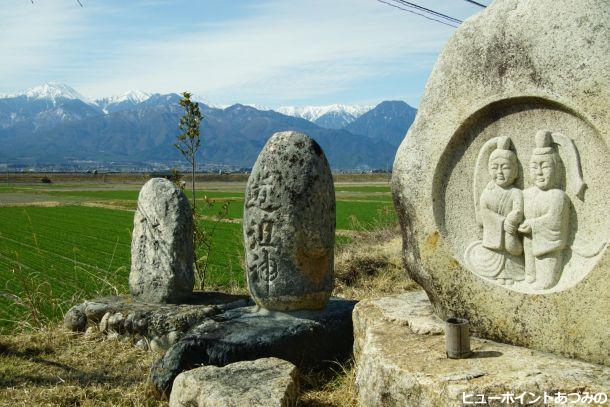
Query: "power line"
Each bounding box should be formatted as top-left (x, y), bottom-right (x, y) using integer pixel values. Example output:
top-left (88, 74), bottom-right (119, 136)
top-left (463, 0), bottom-right (487, 8)
top-left (394, 0), bottom-right (463, 24)
top-left (376, 0), bottom-right (460, 28)
top-left (30, 0), bottom-right (84, 5)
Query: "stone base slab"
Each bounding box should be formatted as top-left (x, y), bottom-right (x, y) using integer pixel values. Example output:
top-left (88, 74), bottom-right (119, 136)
top-left (64, 292), bottom-right (252, 350)
top-left (353, 291), bottom-right (609, 407)
top-left (151, 298), bottom-right (356, 397)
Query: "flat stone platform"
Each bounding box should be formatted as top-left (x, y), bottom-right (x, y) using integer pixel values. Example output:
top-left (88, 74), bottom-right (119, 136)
top-left (353, 291), bottom-right (610, 407)
top-left (64, 292), bottom-right (252, 350)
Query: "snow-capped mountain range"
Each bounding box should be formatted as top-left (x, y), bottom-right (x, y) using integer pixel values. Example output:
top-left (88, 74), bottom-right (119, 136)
top-left (0, 82), bottom-right (417, 169)
top-left (100, 90), bottom-right (151, 104)
top-left (276, 104), bottom-right (373, 129)
top-left (1, 83), bottom-right (372, 126)
top-left (95, 90), bottom-right (152, 114)
top-left (3, 82), bottom-right (93, 106)
top-left (276, 104), bottom-right (373, 122)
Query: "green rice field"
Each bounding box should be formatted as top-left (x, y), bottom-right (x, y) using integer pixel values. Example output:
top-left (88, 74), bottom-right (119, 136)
top-left (0, 180), bottom-right (395, 331)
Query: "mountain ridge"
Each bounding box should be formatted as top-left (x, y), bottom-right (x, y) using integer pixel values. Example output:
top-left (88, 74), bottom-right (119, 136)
top-left (0, 83), bottom-right (416, 170)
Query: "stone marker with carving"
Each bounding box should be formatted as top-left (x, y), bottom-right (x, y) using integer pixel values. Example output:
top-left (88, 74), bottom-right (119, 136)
top-left (392, 0), bottom-right (609, 365)
top-left (244, 131), bottom-right (335, 310)
top-left (130, 178), bottom-right (195, 303)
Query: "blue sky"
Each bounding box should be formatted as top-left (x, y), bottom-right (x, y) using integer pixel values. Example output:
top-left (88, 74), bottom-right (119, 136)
top-left (0, 0), bottom-right (487, 107)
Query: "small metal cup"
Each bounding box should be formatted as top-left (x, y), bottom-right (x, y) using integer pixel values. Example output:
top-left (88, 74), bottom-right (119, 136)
top-left (445, 317), bottom-right (472, 359)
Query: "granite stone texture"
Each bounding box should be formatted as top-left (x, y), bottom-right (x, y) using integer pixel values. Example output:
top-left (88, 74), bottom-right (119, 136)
top-left (353, 292), bottom-right (610, 406)
top-left (244, 131), bottom-right (335, 311)
top-left (130, 178), bottom-right (195, 303)
top-left (169, 358), bottom-right (299, 407)
top-left (391, 0), bottom-right (609, 364)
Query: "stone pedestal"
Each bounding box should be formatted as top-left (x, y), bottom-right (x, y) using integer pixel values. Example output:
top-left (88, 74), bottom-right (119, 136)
top-left (353, 291), bottom-right (609, 407)
top-left (64, 292), bottom-right (251, 349)
top-left (151, 298), bottom-right (356, 397)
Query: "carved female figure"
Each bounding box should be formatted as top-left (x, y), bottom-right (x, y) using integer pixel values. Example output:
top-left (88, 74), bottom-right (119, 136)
top-left (519, 131), bottom-right (570, 289)
top-left (465, 136), bottom-right (524, 284)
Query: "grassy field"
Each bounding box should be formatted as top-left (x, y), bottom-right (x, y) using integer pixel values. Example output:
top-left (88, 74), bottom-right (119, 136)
top-left (0, 179), bottom-right (395, 332)
top-left (0, 205), bottom-right (132, 330)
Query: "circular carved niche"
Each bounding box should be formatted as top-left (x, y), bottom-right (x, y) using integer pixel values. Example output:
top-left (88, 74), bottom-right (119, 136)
top-left (434, 97), bottom-right (609, 294)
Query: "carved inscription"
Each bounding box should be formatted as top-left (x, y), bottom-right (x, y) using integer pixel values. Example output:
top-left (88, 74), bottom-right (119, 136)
top-left (259, 221), bottom-right (273, 245)
top-left (260, 248), bottom-right (278, 294)
top-left (246, 218), bottom-right (279, 293)
top-left (244, 166), bottom-right (281, 295)
top-left (245, 171), bottom-right (280, 212)
top-left (243, 131), bottom-right (335, 310)
top-left (244, 168), bottom-right (283, 294)
top-left (465, 130), bottom-right (588, 290)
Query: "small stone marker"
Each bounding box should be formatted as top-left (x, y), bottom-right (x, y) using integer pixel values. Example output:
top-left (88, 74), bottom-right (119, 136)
top-left (130, 178), bottom-right (194, 303)
top-left (391, 0), bottom-right (609, 364)
top-left (244, 131), bottom-right (335, 310)
top-left (169, 357), bottom-right (299, 407)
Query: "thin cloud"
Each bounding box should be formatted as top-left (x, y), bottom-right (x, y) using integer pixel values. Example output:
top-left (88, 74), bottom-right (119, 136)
top-left (80, 0), bottom-right (458, 104)
top-left (0, 2), bottom-right (85, 87)
top-left (1, 0), bottom-right (480, 105)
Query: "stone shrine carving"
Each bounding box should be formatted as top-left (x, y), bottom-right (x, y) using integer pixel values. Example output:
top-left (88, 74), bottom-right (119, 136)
top-left (520, 131), bottom-right (571, 289)
top-left (391, 0), bottom-right (609, 363)
top-left (466, 130), bottom-right (587, 290)
top-left (243, 131), bottom-right (335, 311)
top-left (465, 137), bottom-right (525, 285)
top-left (130, 178), bottom-right (194, 303)
top-left (245, 217), bottom-right (279, 296)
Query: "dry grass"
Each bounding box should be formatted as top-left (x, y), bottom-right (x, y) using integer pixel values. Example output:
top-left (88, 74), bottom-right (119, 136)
top-left (203, 283), bottom-right (248, 296)
top-left (0, 325), bottom-right (162, 406)
top-left (333, 226), bottom-right (420, 300)
top-left (297, 226), bottom-right (419, 406)
top-left (0, 325), bottom-right (359, 407)
top-left (298, 362), bottom-right (358, 407)
top-left (0, 226), bottom-right (419, 406)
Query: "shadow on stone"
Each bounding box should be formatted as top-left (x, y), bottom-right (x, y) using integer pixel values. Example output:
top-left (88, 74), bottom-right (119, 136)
top-left (470, 350), bottom-right (503, 359)
top-left (173, 291), bottom-right (249, 306)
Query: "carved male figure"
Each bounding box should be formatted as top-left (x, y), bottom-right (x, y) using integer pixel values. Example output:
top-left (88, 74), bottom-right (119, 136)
top-left (518, 131), bottom-right (570, 289)
top-left (466, 136), bottom-right (524, 284)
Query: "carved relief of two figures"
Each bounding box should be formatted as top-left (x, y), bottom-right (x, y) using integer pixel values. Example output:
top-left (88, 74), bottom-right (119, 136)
top-left (465, 130), bottom-right (586, 290)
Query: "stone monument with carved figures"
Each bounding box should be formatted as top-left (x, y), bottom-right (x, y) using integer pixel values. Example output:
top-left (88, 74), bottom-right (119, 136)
top-left (391, 0), bottom-right (609, 366)
top-left (353, 2), bottom-right (609, 404)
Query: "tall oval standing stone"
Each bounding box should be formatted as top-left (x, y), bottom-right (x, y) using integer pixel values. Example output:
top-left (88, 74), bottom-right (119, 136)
top-left (244, 131), bottom-right (335, 310)
top-left (130, 178), bottom-right (194, 303)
